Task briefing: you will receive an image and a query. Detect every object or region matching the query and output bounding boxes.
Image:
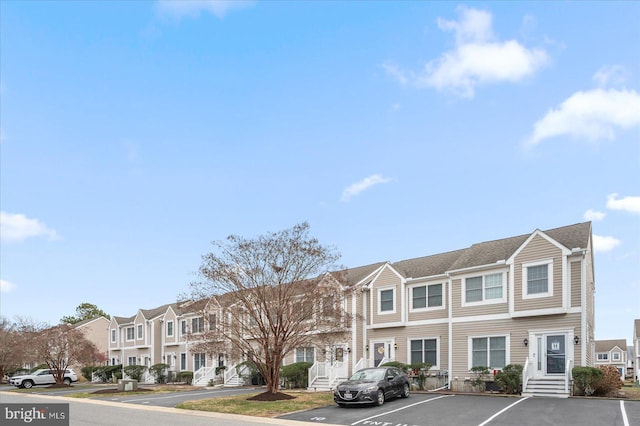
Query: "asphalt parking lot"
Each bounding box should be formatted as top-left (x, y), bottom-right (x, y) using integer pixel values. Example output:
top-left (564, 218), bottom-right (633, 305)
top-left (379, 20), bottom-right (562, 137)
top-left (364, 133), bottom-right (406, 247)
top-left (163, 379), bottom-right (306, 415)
top-left (280, 393), bottom-right (639, 426)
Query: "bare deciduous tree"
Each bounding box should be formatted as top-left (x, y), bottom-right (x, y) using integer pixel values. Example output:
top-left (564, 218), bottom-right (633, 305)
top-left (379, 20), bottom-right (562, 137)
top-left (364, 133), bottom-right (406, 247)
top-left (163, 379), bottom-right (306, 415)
top-left (34, 324), bottom-right (106, 385)
top-left (186, 222), bottom-right (351, 398)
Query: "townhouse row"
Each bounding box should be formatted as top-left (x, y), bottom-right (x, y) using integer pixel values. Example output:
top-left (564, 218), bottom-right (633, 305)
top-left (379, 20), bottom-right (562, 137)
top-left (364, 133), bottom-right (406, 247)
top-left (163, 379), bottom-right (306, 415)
top-left (107, 221), bottom-right (596, 396)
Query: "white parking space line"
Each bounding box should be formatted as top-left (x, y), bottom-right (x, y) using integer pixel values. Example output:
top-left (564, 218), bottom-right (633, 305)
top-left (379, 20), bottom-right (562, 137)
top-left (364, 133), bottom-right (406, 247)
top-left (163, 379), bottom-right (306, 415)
top-left (476, 396), bottom-right (530, 426)
top-left (620, 400), bottom-right (629, 426)
top-left (351, 395), bottom-right (454, 426)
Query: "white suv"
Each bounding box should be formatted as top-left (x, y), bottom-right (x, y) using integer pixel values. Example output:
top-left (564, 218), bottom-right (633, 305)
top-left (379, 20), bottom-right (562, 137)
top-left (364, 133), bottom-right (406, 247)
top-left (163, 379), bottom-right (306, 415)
top-left (9, 369), bottom-right (78, 388)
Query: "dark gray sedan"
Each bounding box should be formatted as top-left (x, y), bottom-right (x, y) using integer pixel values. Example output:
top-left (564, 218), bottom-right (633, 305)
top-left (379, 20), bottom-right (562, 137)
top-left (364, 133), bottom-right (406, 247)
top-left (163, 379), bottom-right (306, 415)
top-left (333, 367), bottom-right (410, 407)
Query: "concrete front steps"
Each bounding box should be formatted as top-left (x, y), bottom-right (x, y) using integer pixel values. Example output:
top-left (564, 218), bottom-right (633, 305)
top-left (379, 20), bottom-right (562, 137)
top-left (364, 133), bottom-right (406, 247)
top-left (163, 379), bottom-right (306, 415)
top-left (522, 377), bottom-right (571, 398)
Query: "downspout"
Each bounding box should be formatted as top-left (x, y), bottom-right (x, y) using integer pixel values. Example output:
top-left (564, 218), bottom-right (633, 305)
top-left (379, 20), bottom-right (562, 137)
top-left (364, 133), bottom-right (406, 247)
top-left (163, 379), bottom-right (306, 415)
top-left (447, 273), bottom-right (452, 389)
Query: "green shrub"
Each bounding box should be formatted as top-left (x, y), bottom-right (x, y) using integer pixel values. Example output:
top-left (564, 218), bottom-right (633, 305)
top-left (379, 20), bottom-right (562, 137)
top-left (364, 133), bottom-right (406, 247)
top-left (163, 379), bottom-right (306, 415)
top-left (572, 366), bottom-right (604, 396)
top-left (177, 371), bottom-right (193, 385)
top-left (495, 364), bottom-right (523, 394)
top-left (594, 365), bottom-right (623, 396)
top-left (124, 365), bottom-right (146, 381)
top-left (94, 365), bottom-right (122, 383)
top-left (470, 366), bottom-right (490, 390)
top-left (149, 364), bottom-right (169, 384)
top-left (280, 362), bottom-right (313, 389)
top-left (81, 366), bottom-right (100, 382)
top-left (381, 361), bottom-right (410, 374)
top-left (215, 365), bottom-right (226, 376)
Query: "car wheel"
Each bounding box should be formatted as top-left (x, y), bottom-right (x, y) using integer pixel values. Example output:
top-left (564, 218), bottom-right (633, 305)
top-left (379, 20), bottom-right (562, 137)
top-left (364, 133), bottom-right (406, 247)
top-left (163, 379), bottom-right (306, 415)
top-left (401, 383), bottom-right (410, 398)
top-left (375, 389), bottom-right (385, 406)
top-left (63, 378), bottom-right (71, 385)
top-left (22, 380), bottom-right (34, 389)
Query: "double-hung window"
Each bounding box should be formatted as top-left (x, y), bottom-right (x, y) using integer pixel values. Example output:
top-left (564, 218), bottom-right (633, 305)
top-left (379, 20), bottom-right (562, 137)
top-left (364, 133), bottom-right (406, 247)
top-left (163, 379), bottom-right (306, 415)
top-left (379, 288), bottom-right (395, 314)
top-left (167, 321), bottom-right (174, 337)
top-left (192, 317), bottom-right (204, 333)
top-left (597, 353), bottom-right (609, 361)
top-left (126, 327), bottom-right (134, 341)
top-left (613, 352), bottom-right (620, 361)
top-left (128, 356), bottom-right (137, 366)
top-left (111, 329), bottom-right (116, 343)
top-left (411, 284), bottom-right (443, 310)
top-left (464, 273), bottom-right (504, 304)
top-left (296, 347), bottom-right (314, 363)
top-left (137, 324), bottom-right (143, 340)
top-left (471, 336), bottom-right (506, 369)
top-left (523, 260), bottom-right (553, 298)
top-left (410, 338), bottom-right (438, 367)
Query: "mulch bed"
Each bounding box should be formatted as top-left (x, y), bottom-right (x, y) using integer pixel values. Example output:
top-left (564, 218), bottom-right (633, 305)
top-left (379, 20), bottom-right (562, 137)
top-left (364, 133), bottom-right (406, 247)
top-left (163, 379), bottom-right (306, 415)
top-left (247, 392), bottom-right (296, 401)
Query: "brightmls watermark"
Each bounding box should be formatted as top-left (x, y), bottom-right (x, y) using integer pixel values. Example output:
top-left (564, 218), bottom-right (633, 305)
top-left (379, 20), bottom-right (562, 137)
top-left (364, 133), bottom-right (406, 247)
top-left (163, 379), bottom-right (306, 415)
top-left (1, 404), bottom-right (69, 425)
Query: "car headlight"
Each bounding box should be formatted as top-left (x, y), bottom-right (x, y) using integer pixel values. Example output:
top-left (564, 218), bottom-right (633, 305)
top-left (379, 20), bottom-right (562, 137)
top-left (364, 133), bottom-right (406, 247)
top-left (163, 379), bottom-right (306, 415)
top-left (363, 385), bottom-right (377, 393)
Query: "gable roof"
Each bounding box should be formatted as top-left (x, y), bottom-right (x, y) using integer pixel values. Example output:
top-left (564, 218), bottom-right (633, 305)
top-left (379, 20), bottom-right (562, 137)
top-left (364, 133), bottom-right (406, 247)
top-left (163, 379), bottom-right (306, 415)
top-left (393, 249), bottom-right (467, 279)
top-left (73, 316), bottom-right (109, 328)
top-left (595, 339), bottom-right (628, 353)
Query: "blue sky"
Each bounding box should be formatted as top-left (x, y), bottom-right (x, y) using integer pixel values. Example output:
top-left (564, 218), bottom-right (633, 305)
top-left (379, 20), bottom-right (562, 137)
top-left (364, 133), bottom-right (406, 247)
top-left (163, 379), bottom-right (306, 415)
top-left (1, 1), bottom-right (638, 344)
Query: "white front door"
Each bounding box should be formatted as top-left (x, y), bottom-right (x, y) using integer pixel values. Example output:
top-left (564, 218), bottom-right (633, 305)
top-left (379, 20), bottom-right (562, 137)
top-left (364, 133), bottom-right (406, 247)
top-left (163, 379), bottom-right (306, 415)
top-left (529, 332), bottom-right (570, 378)
top-left (370, 340), bottom-right (394, 367)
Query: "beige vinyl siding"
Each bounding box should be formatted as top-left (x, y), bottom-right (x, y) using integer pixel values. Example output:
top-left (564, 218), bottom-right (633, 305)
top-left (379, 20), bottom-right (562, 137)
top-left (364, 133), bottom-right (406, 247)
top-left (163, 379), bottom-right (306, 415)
top-left (371, 267), bottom-right (402, 324)
top-left (451, 276), bottom-right (509, 318)
top-left (407, 282), bottom-right (448, 322)
top-left (450, 314), bottom-right (582, 377)
top-left (153, 318), bottom-right (163, 363)
top-left (513, 235), bottom-right (564, 312)
top-left (570, 260), bottom-right (582, 308)
top-left (355, 292), bottom-right (364, 361)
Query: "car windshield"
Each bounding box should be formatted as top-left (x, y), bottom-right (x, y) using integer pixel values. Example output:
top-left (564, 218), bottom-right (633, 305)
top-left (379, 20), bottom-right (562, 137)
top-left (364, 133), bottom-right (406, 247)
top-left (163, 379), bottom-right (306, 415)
top-left (31, 370), bottom-right (47, 375)
top-left (349, 369), bottom-right (385, 381)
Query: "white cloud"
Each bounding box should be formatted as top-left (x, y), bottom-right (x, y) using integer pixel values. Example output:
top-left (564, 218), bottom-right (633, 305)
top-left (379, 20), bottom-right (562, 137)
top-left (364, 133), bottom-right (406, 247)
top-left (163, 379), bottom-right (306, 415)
top-left (0, 279), bottom-right (16, 293)
top-left (583, 209), bottom-right (606, 221)
top-left (384, 6), bottom-right (548, 98)
top-left (524, 89), bottom-right (640, 147)
top-left (593, 65), bottom-right (630, 88)
top-left (0, 211), bottom-right (60, 242)
top-left (607, 193), bottom-right (640, 214)
top-left (593, 234), bottom-right (621, 253)
top-left (156, 0), bottom-right (254, 19)
top-left (341, 174), bottom-right (392, 202)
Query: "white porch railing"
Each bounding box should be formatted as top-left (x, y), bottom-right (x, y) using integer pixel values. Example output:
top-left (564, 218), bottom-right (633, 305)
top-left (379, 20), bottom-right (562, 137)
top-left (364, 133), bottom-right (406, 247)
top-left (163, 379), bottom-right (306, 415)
top-left (141, 370), bottom-right (155, 384)
top-left (354, 357), bottom-right (364, 372)
top-left (307, 361), bottom-right (329, 388)
top-left (194, 366), bottom-right (215, 386)
top-left (328, 361), bottom-right (347, 388)
top-left (224, 364), bottom-right (237, 384)
top-left (223, 363), bottom-right (250, 386)
top-left (565, 358), bottom-right (573, 394)
top-left (522, 357), bottom-right (531, 394)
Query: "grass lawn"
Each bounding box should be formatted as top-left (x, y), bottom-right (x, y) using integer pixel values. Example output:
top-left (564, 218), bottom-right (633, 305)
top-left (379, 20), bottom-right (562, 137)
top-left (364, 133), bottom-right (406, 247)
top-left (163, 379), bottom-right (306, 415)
top-left (176, 391), bottom-right (334, 417)
top-left (620, 384), bottom-right (640, 400)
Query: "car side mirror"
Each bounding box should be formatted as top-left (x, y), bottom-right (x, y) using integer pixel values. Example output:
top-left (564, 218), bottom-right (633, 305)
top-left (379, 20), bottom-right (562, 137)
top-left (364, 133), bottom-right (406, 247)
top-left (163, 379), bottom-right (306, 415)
top-left (387, 376), bottom-right (394, 381)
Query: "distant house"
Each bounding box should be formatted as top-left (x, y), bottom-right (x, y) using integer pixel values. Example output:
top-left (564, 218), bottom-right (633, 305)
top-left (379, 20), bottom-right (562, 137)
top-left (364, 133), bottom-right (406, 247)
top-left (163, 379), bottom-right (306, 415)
top-left (71, 316), bottom-right (110, 377)
top-left (594, 339), bottom-right (627, 380)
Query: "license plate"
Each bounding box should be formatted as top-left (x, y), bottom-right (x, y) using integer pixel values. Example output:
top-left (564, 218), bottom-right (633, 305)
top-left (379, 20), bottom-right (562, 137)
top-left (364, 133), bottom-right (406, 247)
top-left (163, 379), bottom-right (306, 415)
top-left (344, 392), bottom-right (352, 399)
